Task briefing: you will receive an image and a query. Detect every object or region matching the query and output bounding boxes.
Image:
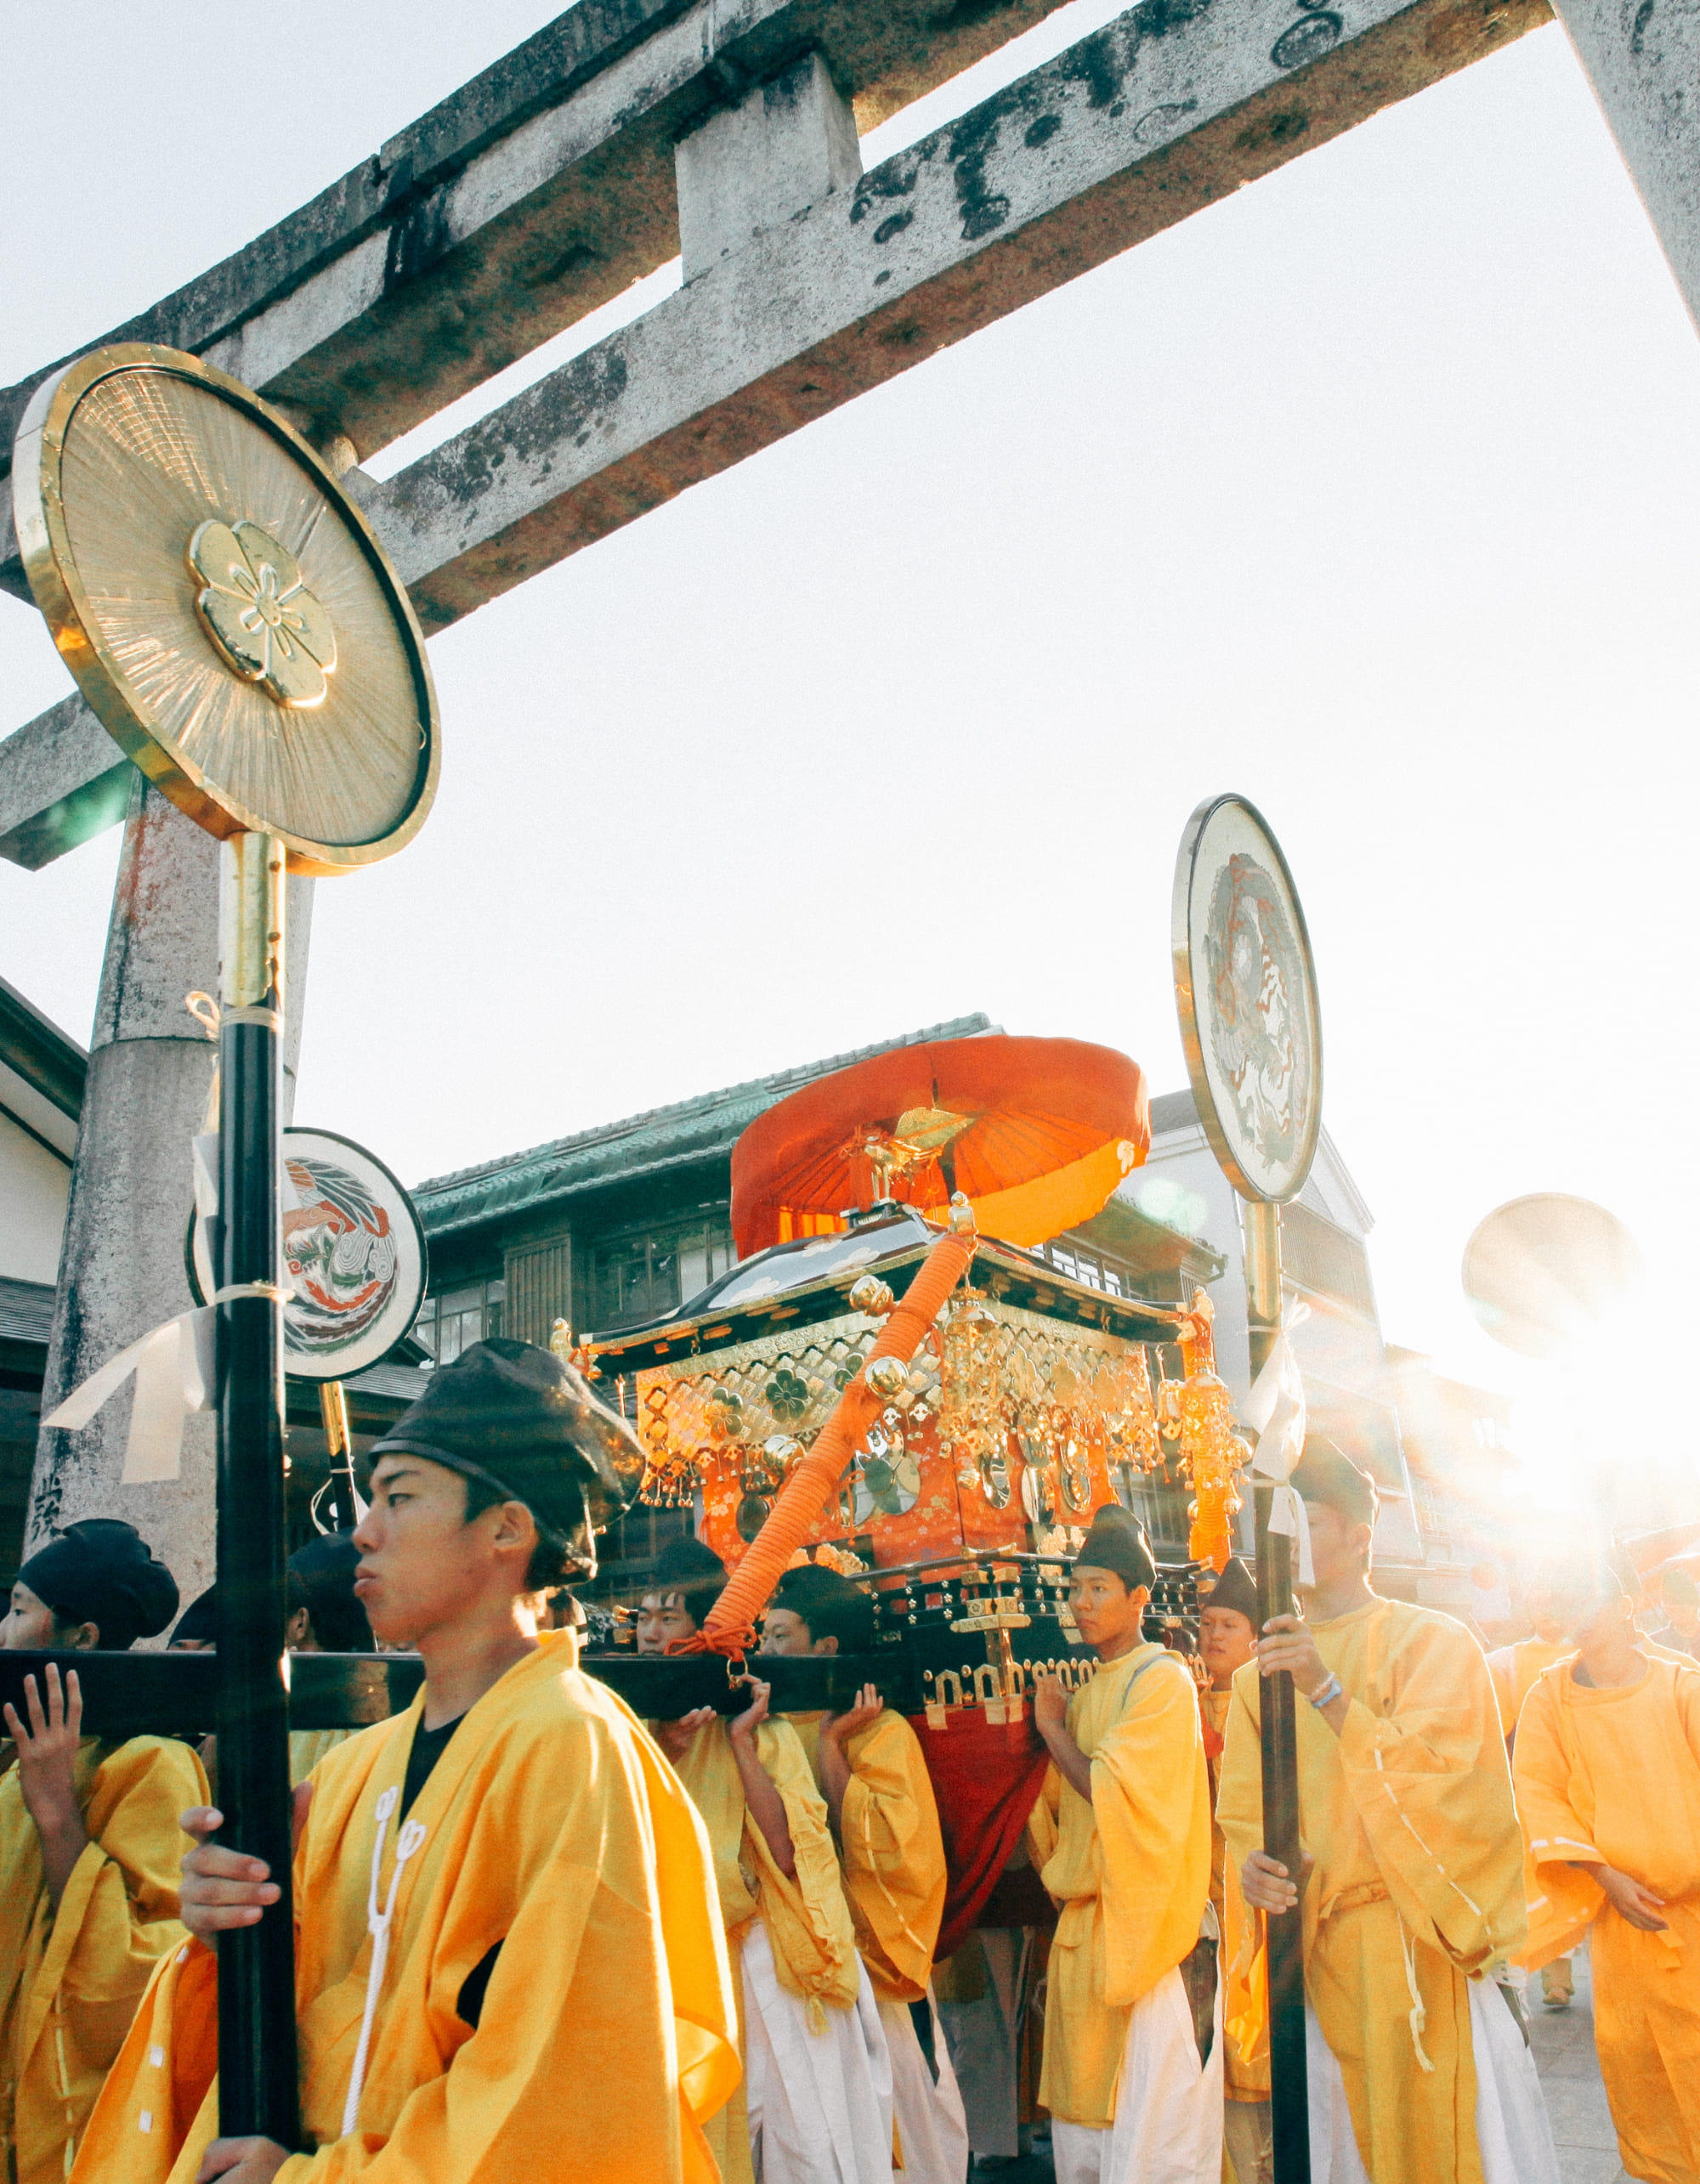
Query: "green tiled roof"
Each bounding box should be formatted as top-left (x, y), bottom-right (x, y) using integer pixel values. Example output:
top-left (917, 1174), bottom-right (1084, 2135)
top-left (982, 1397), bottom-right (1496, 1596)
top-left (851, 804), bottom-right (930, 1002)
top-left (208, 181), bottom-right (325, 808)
top-left (411, 1014), bottom-right (996, 1240)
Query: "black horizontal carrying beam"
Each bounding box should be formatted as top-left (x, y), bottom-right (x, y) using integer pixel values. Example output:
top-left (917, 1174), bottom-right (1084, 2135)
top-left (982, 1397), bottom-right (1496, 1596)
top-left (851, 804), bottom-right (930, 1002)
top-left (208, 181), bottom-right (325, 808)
top-left (0, 1646), bottom-right (903, 1742)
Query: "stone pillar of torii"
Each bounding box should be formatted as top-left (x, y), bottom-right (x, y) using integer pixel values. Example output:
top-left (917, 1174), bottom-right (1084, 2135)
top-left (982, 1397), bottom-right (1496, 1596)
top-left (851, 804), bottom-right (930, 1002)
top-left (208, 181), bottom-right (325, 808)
top-left (2, 0), bottom-right (1695, 1569)
top-left (20, 784), bottom-right (313, 1599)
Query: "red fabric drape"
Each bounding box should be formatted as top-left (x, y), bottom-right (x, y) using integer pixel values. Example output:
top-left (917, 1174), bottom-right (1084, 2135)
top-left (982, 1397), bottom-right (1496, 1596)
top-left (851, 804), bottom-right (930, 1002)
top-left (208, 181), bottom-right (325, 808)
top-left (909, 1710), bottom-right (1055, 1961)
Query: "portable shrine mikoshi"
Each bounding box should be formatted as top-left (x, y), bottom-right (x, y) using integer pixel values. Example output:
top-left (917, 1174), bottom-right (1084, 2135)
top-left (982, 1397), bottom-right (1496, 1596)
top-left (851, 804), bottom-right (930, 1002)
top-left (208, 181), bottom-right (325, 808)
top-left (569, 1030), bottom-right (1255, 1955)
top-left (10, 343), bottom-right (439, 2148)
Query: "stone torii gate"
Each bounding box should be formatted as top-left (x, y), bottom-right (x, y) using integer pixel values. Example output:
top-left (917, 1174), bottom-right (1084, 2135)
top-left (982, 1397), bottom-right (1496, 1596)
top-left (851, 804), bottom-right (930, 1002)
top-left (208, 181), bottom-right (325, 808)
top-left (3, 0), bottom-right (1696, 1592)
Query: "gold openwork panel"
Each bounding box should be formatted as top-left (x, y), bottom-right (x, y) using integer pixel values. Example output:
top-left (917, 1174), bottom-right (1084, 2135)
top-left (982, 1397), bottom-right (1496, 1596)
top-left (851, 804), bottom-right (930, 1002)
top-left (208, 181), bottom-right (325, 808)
top-left (633, 1294), bottom-right (1168, 1568)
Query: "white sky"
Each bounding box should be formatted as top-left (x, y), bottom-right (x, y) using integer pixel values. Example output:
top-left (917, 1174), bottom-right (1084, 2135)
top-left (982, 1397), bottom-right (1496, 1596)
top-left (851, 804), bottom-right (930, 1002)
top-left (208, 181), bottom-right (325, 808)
top-left (3, 2), bottom-right (1698, 1502)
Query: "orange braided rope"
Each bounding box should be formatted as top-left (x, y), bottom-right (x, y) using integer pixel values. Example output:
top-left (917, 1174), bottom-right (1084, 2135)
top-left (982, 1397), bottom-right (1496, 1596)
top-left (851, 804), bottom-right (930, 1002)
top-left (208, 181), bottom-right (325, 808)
top-left (681, 1221), bottom-right (978, 1658)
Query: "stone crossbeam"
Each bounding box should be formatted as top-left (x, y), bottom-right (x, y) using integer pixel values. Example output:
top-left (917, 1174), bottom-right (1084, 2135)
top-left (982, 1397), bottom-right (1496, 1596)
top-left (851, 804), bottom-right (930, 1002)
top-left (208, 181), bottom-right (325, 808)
top-left (0, 0), bottom-right (1085, 592)
top-left (0, 695), bottom-right (135, 870)
top-left (0, 0), bottom-right (1547, 867)
top-left (375, 0), bottom-right (1548, 631)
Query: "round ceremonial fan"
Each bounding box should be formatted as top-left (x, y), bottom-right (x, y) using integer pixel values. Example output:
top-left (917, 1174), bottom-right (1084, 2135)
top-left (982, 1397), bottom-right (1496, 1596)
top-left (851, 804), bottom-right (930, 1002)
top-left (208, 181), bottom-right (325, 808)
top-left (1172, 793), bottom-right (1322, 1204)
top-left (1462, 1192), bottom-right (1640, 1361)
top-left (12, 344), bottom-right (438, 873)
top-left (188, 1129), bottom-right (428, 1380)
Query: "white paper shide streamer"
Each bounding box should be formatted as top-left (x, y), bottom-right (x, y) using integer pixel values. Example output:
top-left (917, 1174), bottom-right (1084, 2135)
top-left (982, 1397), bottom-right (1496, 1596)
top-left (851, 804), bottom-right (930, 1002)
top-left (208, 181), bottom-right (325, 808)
top-left (42, 1112), bottom-right (288, 1484)
top-left (1242, 1299), bottom-right (1314, 1587)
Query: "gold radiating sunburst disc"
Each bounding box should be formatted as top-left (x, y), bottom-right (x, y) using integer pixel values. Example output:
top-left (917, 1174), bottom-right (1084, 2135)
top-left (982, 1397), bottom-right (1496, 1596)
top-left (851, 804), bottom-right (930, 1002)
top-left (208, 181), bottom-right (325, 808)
top-left (12, 346), bottom-right (438, 873)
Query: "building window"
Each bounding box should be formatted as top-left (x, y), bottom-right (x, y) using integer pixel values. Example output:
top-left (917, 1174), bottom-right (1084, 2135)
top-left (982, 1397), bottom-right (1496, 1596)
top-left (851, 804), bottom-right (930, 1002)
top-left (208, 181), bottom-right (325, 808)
top-left (586, 1214), bottom-right (736, 1334)
top-left (1410, 1477), bottom-right (1453, 1559)
top-left (414, 1278), bottom-right (505, 1365)
top-left (1278, 1202), bottom-right (1377, 1321)
top-left (1040, 1239), bottom-right (1128, 1299)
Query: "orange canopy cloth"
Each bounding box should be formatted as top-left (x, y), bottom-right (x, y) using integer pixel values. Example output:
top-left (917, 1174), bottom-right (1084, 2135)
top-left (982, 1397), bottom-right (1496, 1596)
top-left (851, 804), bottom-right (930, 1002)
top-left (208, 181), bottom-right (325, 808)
top-left (732, 1035), bottom-right (1150, 1256)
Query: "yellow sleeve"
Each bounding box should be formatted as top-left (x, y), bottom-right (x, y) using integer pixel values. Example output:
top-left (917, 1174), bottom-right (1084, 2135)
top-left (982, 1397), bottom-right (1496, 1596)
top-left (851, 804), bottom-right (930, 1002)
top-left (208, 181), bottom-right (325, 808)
top-left (289, 1729), bottom-right (355, 1788)
top-left (1091, 1656), bottom-right (1212, 2006)
top-left (1510, 1673), bottom-right (1603, 1969)
top-left (745, 1718), bottom-right (862, 2015)
top-left (1026, 1761), bottom-right (1061, 1877)
top-left (633, 1723), bottom-right (745, 2161)
top-left (1334, 1615), bottom-right (1526, 1972)
top-left (1215, 1666), bottom-right (1264, 1881)
top-left (66, 1939), bottom-right (218, 2184)
top-left (838, 1712), bottom-right (946, 2001)
top-left (1215, 1673), bottom-right (1268, 2065)
top-left (38, 1738), bottom-right (207, 2057)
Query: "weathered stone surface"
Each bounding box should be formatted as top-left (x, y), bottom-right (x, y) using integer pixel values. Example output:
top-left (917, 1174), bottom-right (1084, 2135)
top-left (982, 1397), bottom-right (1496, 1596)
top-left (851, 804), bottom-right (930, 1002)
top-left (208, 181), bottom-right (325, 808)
top-left (373, 0), bottom-right (1550, 631)
top-left (27, 780), bottom-right (312, 1604)
top-left (677, 51), bottom-right (863, 280)
top-left (0, 0), bottom-right (1087, 601)
top-left (1550, 0), bottom-right (1700, 333)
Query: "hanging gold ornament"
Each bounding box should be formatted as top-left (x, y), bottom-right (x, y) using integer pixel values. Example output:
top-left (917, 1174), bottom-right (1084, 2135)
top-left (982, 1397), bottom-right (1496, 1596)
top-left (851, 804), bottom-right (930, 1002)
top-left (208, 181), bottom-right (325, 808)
top-left (938, 1295), bottom-right (1009, 1503)
top-left (636, 1378), bottom-right (704, 1508)
top-left (1172, 1288), bottom-right (1247, 1570)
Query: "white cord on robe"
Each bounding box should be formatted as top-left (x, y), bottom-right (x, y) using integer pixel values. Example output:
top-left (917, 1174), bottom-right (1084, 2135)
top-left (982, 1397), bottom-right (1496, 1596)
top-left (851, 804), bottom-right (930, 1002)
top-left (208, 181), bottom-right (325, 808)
top-left (342, 1787), bottom-right (429, 2139)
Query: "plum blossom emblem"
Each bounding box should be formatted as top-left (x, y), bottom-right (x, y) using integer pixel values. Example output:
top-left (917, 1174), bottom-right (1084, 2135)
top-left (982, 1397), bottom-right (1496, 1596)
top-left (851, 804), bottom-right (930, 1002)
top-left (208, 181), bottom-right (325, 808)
top-left (188, 519), bottom-right (337, 708)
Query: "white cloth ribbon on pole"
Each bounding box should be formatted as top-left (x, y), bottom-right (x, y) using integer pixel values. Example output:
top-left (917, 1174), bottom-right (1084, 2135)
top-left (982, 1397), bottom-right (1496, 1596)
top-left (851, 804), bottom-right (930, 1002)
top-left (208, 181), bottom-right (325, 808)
top-left (43, 1282), bottom-right (292, 1485)
top-left (1242, 1299), bottom-right (1315, 1588)
top-left (45, 1038), bottom-right (293, 1485)
top-left (192, 1133), bottom-right (220, 1220)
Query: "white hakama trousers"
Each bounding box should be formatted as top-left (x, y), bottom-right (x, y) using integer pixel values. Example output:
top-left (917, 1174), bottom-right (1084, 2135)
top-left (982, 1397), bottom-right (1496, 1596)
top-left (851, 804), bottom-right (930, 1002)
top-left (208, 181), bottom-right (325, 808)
top-left (877, 1990), bottom-right (969, 2181)
top-left (1050, 1963), bottom-right (1224, 2184)
top-left (936, 1928), bottom-right (1028, 2159)
top-left (1302, 1979), bottom-right (1559, 2184)
top-left (741, 1921), bottom-right (896, 2184)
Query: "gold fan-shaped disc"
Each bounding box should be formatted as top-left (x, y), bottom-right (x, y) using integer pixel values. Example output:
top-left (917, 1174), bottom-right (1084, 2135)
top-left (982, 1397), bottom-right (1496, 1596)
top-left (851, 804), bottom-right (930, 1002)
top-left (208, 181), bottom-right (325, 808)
top-left (12, 345), bottom-right (438, 874)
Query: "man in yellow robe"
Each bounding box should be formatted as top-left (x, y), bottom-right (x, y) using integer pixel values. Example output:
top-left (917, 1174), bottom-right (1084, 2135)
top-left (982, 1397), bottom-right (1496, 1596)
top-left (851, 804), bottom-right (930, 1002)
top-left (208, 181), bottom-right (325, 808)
top-left (762, 1563), bottom-right (968, 2184)
top-left (1514, 1564), bottom-right (1700, 2184)
top-left (0, 1519), bottom-right (204, 2184)
top-left (1486, 1587), bottom-right (1574, 1740)
top-left (1028, 1505), bottom-right (1216, 2184)
top-left (73, 1338), bottom-right (738, 2184)
top-left (1220, 1438), bottom-right (1556, 2184)
top-left (1485, 1581), bottom-right (1578, 2008)
top-left (1198, 1559), bottom-right (1271, 2184)
top-left (643, 1536), bottom-right (893, 2184)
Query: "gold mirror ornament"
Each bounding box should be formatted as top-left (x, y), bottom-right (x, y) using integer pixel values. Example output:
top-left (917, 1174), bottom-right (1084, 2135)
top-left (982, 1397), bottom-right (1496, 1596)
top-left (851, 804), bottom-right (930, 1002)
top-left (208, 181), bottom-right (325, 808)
top-left (1172, 793), bottom-right (1322, 1203)
top-left (11, 345), bottom-right (438, 874)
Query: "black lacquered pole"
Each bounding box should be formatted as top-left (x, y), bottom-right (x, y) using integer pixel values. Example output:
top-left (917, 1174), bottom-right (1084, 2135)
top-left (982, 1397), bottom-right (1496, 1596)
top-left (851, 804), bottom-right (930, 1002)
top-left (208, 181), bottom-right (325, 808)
top-left (215, 833), bottom-right (300, 2149)
top-left (1244, 1201), bottom-right (1310, 2184)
